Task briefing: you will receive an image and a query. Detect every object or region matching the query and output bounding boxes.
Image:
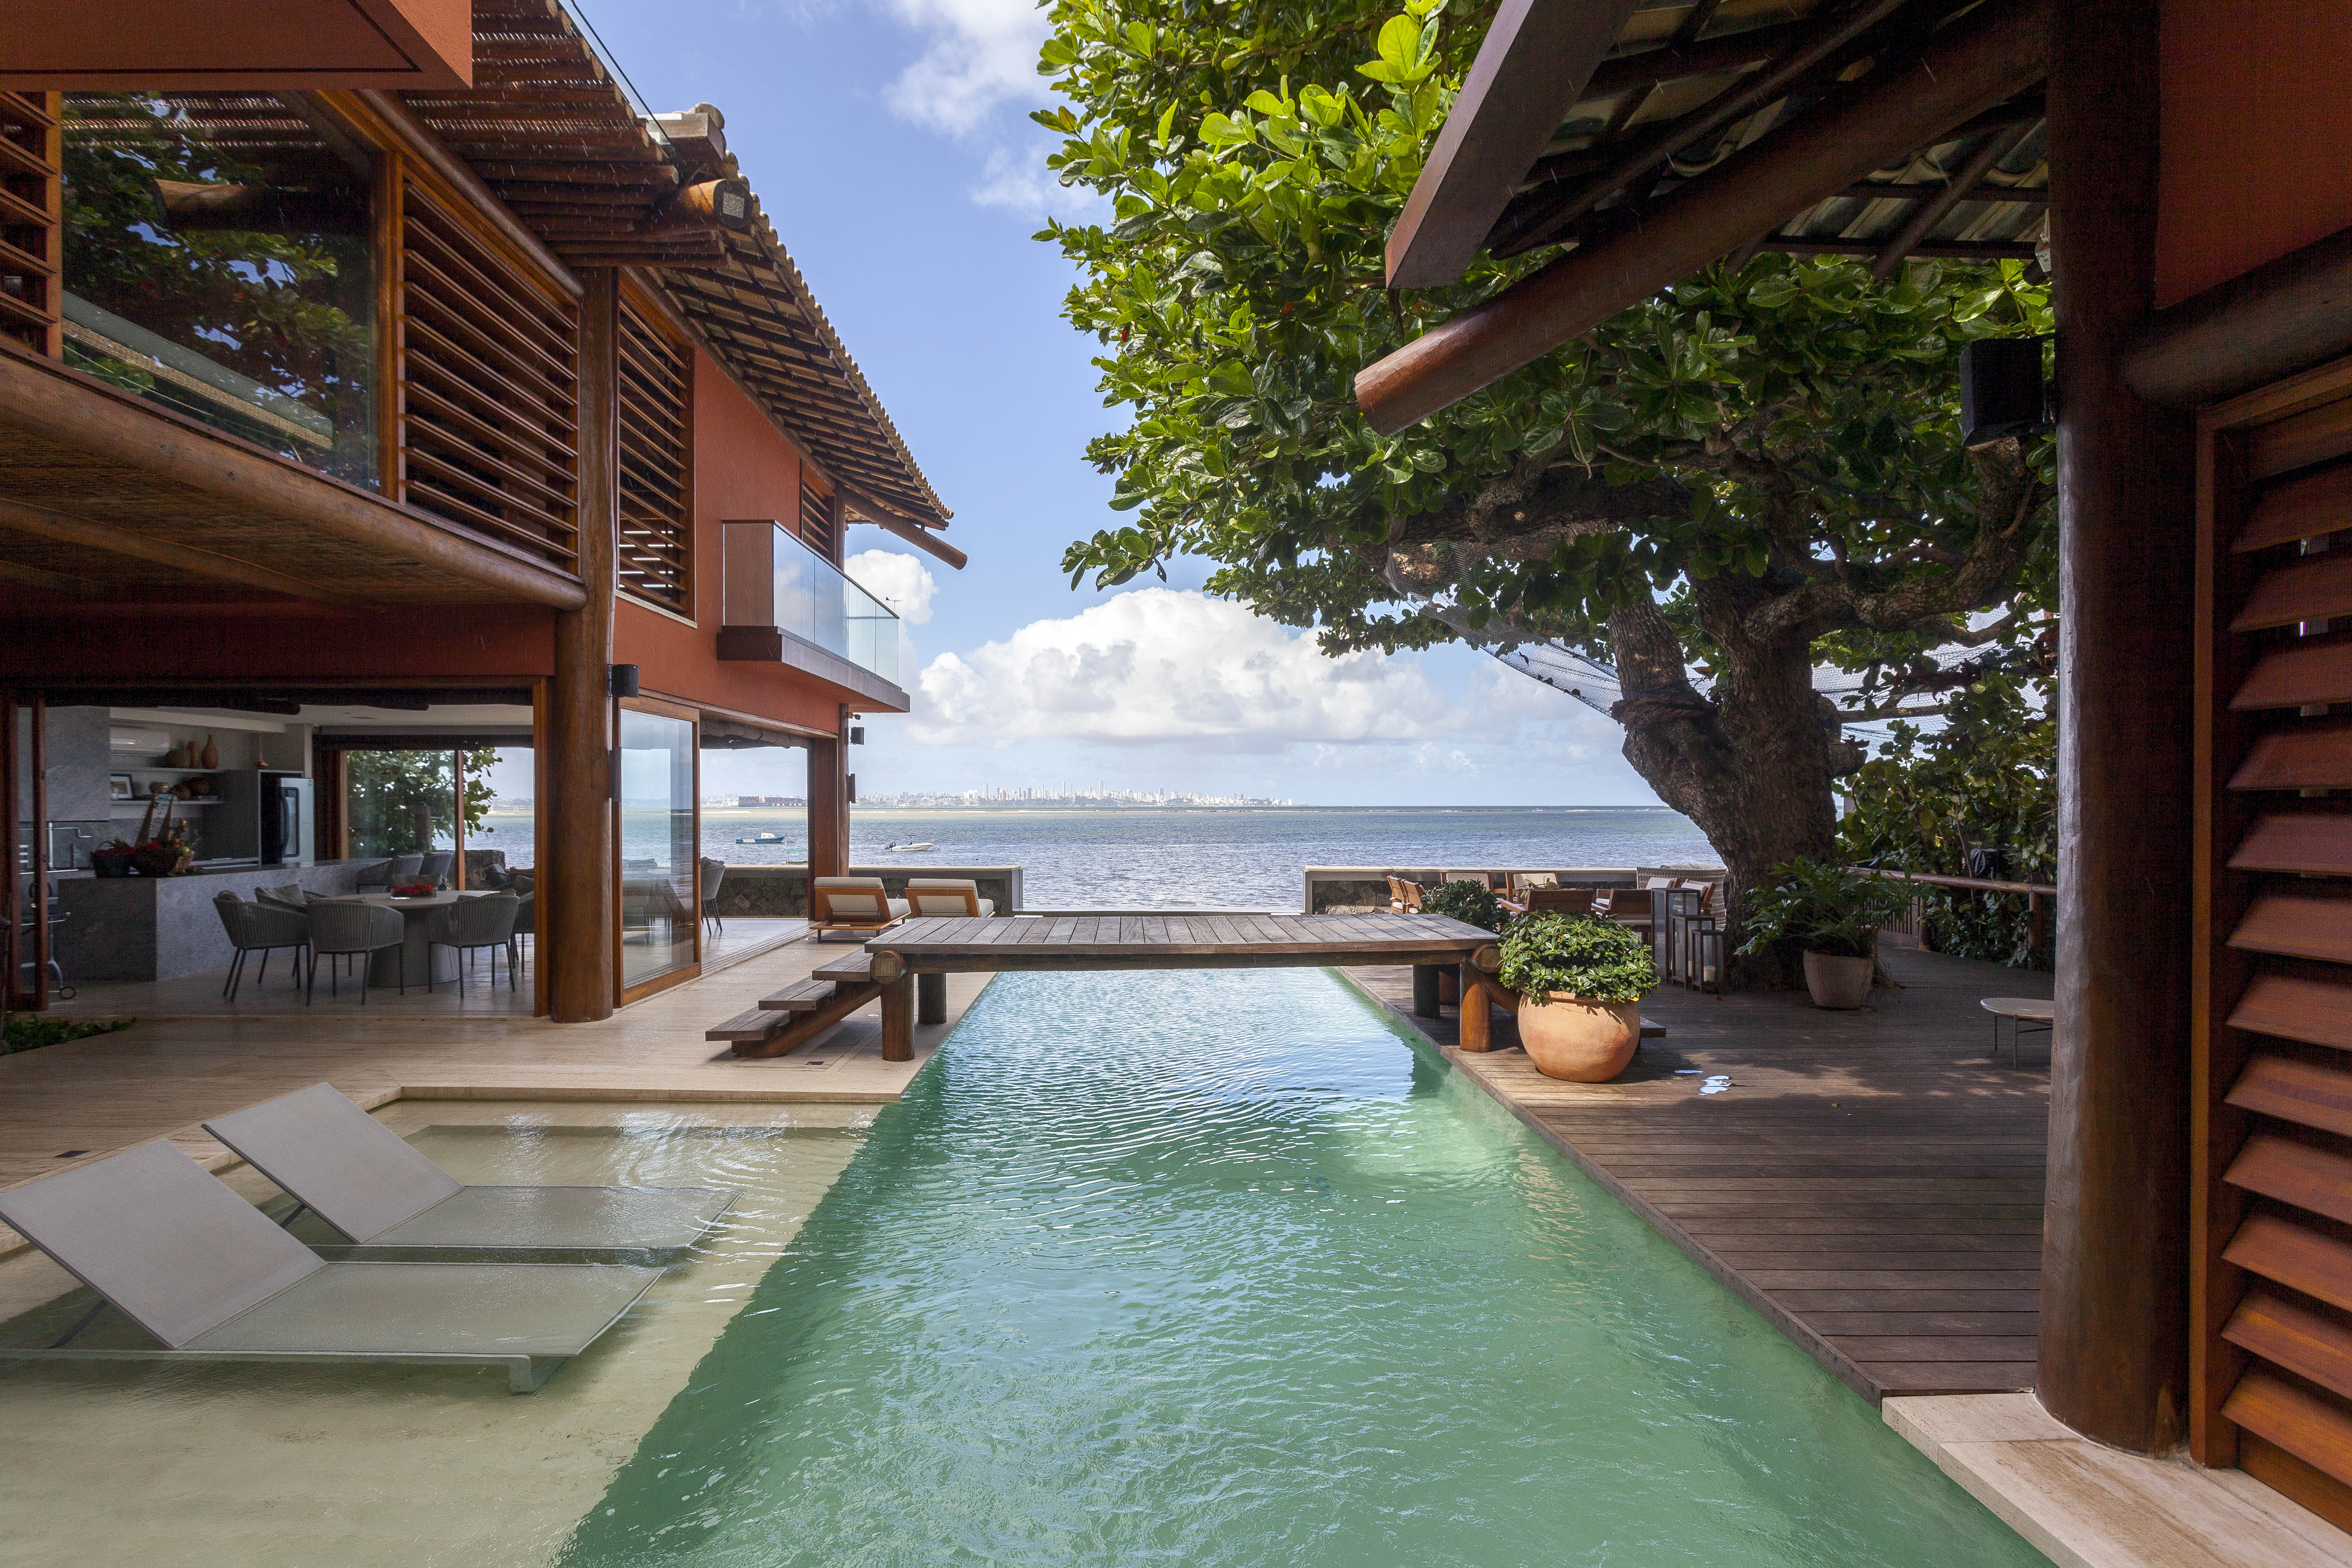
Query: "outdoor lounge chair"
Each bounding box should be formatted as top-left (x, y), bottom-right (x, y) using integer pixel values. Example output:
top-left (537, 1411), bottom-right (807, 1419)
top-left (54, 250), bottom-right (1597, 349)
top-left (0, 1141), bottom-right (661, 1393)
top-left (810, 876), bottom-right (908, 941)
top-left (903, 878), bottom-right (994, 917)
top-left (203, 1083), bottom-right (738, 1263)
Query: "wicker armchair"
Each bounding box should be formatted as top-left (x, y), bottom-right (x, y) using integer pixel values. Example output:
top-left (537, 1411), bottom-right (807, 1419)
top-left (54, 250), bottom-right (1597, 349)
top-left (212, 891), bottom-right (310, 1001)
top-left (305, 900), bottom-right (405, 1004)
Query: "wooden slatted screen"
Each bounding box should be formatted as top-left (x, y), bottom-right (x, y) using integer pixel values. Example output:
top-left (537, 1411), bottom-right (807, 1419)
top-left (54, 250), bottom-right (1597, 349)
top-left (615, 296), bottom-right (692, 614)
top-left (396, 177), bottom-right (580, 569)
top-left (0, 92), bottom-right (60, 358)
top-left (2195, 353), bottom-right (2352, 1530)
top-left (798, 469), bottom-right (837, 564)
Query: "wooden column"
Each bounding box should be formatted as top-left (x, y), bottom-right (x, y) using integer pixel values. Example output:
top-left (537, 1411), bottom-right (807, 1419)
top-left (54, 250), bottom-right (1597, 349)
top-left (1458, 967), bottom-right (1493, 1052)
top-left (806, 711), bottom-right (848, 881)
top-left (879, 972), bottom-right (914, 1062)
top-left (547, 268), bottom-right (619, 1023)
top-left (917, 970), bottom-right (946, 1026)
top-left (1413, 964), bottom-right (1443, 1019)
top-left (2039, 0), bottom-right (2196, 1454)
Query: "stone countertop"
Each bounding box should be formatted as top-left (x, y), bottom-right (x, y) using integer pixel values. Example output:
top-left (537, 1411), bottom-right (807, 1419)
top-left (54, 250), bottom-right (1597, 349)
top-left (56, 861), bottom-right (368, 984)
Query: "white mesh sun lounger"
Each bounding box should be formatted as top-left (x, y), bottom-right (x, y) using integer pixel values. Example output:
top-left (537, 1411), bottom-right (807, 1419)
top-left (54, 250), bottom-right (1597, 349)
top-left (203, 1084), bottom-right (739, 1263)
top-left (0, 1142), bottom-right (660, 1392)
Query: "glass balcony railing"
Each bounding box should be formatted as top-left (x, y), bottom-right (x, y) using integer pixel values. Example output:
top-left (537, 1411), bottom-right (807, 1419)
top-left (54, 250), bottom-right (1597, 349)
top-left (722, 521), bottom-right (900, 687)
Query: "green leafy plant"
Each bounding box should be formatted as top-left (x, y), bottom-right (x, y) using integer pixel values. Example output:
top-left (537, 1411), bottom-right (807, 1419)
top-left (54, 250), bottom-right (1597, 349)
top-left (1736, 858), bottom-right (1913, 960)
top-left (1499, 914), bottom-right (1656, 1004)
top-left (3, 1015), bottom-right (132, 1056)
top-left (346, 747), bottom-right (499, 856)
top-left (1030, 2), bottom-right (2056, 984)
top-left (1421, 877), bottom-right (1503, 932)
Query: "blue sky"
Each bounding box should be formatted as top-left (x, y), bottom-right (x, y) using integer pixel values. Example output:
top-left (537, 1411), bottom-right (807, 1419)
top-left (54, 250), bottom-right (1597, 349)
top-left (577, 0), bottom-right (1661, 807)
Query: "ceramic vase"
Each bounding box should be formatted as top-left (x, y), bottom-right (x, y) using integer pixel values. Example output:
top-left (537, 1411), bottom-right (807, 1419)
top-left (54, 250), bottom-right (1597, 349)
top-left (1517, 993), bottom-right (1642, 1082)
top-left (1802, 951), bottom-right (1875, 1009)
top-left (200, 735), bottom-right (219, 769)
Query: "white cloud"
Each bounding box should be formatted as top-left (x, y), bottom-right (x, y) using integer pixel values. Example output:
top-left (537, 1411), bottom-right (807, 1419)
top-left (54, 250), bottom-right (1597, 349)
top-left (882, 0), bottom-right (1048, 136)
top-left (912, 589), bottom-right (1485, 751)
top-left (845, 548), bottom-right (937, 624)
top-left (971, 144), bottom-right (1066, 215)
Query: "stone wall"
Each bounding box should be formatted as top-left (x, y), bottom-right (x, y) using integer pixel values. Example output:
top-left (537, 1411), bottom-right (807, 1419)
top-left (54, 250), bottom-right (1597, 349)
top-left (1302, 866), bottom-right (1726, 914)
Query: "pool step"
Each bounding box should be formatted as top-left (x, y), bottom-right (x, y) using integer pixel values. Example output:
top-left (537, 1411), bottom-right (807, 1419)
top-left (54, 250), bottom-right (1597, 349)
top-left (706, 1007), bottom-right (794, 1044)
top-left (756, 977), bottom-right (838, 1013)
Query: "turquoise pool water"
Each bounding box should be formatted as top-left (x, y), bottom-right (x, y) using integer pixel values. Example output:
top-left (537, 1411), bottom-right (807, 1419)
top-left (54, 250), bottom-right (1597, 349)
top-left (564, 969), bottom-right (2041, 1566)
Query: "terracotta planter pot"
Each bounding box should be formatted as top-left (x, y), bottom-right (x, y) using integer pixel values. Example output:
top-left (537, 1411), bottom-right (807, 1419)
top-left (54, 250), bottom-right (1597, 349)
top-left (1803, 950), bottom-right (1875, 1009)
top-left (1517, 993), bottom-right (1642, 1082)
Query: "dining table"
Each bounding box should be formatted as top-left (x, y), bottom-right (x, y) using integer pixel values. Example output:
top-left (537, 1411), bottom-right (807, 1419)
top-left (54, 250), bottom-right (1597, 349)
top-left (316, 890), bottom-right (491, 990)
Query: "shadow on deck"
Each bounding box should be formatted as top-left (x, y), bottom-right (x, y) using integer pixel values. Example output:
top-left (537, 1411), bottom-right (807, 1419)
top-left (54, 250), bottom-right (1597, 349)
top-left (1349, 945), bottom-right (2053, 1406)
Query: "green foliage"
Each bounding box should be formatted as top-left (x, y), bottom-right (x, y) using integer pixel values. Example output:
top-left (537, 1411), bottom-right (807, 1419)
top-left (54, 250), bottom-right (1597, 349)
top-left (1031, 1), bottom-right (2055, 686)
top-left (1736, 857), bottom-right (1912, 960)
top-left (3, 1015), bottom-right (132, 1056)
top-left (1499, 914), bottom-right (1655, 1004)
top-left (1841, 672), bottom-right (2055, 967)
top-left (347, 749), bottom-right (498, 857)
top-left (1421, 877), bottom-right (1503, 932)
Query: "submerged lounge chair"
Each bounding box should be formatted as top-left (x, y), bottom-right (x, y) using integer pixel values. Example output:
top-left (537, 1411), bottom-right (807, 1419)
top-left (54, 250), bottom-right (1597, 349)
top-left (203, 1084), bottom-right (738, 1263)
top-left (0, 1142), bottom-right (659, 1393)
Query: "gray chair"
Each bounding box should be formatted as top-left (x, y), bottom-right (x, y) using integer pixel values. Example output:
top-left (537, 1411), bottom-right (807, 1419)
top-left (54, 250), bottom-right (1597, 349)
top-left (426, 893), bottom-right (520, 998)
top-left (699, 857), bottom-right (728, 937)
top-left (353, 860), bottom-right (395, 893)
top-left (511, 890), bottom-right (535, 970)
top-left (211, 891), bottom-right (310, 1001)
top-left (305, 900), bottom-right (405, 1004)
top-left (255, 883), bottom-right (309, 911)
top-left (417, 851), bottom-right (455, 889)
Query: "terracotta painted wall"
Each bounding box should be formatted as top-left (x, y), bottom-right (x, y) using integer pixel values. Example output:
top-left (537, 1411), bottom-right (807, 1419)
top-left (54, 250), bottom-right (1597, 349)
top-left (2157, 0), bottom-right (2352, 307)
top-left (611, 347), bottom-right (850, 733)
top-left (0, 603), bottom-right (555, 683)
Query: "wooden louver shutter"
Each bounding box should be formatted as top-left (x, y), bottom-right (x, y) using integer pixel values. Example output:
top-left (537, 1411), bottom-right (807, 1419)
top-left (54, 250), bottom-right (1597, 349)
top-left (798, 470), bottom-right (837, 564)
top-left (615, 297), bottom-right (692, 614)
top-left (2195, 356), bottom-right (2352, 1531)
top-left (0, 92), bottom-right (60, 358)
top-left (396, 178), bottom-right (580, 570)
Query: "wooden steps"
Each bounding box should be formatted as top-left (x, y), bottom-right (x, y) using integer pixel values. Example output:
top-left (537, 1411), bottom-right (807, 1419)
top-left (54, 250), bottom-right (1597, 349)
top-left (813, 951), bottom-right (873, 983)
top-left (705, 1006), bottom-right (795, 1044)
top-left (757, 977), bottom-right (836, 1013)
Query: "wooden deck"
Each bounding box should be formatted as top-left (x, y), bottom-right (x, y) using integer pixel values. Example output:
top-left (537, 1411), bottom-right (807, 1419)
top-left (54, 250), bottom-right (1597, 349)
top-left (872, 911), bottom-right (1493, 971)
top-left (1349, 945), bottom-right (2054, 1405)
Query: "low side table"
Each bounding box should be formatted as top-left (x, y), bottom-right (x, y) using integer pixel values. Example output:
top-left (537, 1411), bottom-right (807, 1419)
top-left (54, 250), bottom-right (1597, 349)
top-left (1980, 996), bottom-right (2054, 1067)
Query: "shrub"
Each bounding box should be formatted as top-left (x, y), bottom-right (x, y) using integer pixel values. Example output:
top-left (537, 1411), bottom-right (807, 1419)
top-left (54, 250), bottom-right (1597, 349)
top-left (3, 1015), bottom-right (132, 1056)
top-left (1421, 878), bottom-right (1504, 933)
top-left (1736, 857), bottom-right (1912, 959)
top-left (1499, 914), bottom-right (1656, 1004)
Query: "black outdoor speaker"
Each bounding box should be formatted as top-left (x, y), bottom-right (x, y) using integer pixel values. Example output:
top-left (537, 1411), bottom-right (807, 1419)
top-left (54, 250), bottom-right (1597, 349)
top-left (1959, 337), bottom-right (2048, 448)
top-left (608, 663), bottom-right (640, 698)
top-left (850, 725), bottom-right (865, 745)
top-left (847, 773), bottom-right (857, 805)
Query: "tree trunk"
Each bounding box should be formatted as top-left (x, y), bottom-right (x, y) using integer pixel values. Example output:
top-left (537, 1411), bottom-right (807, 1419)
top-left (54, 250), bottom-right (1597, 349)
top-left (1606, 597), bottom-right (1852, 987)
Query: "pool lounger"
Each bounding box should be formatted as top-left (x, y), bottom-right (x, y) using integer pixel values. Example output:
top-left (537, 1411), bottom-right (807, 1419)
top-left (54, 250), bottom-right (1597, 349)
top-left (0, 1142), bottom-right (659, 1393)
top-left (204, 1083), bottom-right (739, 1263)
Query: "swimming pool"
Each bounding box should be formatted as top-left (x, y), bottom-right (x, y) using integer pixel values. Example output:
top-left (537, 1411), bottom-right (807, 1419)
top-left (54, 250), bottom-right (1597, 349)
top-left (562, 969), bottom-right (2043, 1566)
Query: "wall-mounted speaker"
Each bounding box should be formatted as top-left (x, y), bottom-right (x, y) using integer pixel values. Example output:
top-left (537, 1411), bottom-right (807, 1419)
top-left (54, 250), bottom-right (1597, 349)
top-left (1959, 337), bottom-right (2049, 448)
top-left (608, 664), bottom-right (640, 698)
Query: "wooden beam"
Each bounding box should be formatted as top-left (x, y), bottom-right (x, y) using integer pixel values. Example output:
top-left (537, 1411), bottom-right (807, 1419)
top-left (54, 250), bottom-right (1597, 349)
top-left (0, 495), bottom-right (367, 606)
top-left (843, 495), bottom-right (967, 569)
top-left (547, 268), bottom-right (619, 1023)
top-left (0, 556), bottom-right (102, 596)
top-left (2038, 0), bottom-right (2195, 1457)
top-left (2123, 224), bottom-right (2352, 408)
top-left (343, 89), bottom-right (582, 300)
top-left (806, 713), bottom-right (848, 882)
top-left (1356, 0), bottom-right (2051, 433)
top-left (1871, 120), bottom-right (2038, 277)
top-left (0, 351), bottom-right (587, 608)
top-left (1580, 17), bottom-right (1805, 100)
top-left (1385, 0), bottom-right (1647, 290)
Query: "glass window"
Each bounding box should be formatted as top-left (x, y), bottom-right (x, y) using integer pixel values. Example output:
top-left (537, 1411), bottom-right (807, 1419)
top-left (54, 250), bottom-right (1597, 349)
top-left (346, 750), bottom-right (459, 859)
top-left (61, 93), bottom-right (379, 486)
top-left (619, 707), bottom-right (697, 989)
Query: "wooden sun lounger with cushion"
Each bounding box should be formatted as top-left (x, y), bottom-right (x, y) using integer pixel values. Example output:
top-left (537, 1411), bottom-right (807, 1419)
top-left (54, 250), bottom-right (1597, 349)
top-left (903, 879), bottom-right (994, 917)
top-left (810, 876), bottom-right (909, 941)
top-left (203, 1084), bottom-right (737, 1262)
top-left (0, 1142), bottom-right (660, 1393)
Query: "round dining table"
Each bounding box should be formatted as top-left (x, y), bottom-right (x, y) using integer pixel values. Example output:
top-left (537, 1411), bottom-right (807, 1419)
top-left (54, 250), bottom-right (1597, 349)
top-left (317, 891), bottom-right (490, 990)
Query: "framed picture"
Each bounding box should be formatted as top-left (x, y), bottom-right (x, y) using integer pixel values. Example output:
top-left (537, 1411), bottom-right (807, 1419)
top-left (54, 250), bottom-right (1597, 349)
top-left (109, 773), bottom-right (136, 802)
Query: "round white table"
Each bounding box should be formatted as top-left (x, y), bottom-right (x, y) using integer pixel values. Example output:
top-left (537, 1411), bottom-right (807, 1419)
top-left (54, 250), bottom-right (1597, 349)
top-left (1980, 996), bottom-right (2054, 1067)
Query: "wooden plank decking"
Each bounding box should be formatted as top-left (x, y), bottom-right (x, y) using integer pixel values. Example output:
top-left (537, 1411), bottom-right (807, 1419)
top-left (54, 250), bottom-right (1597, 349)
top-left (872, 911), bottom-right (1493, 970)
top-left (1349, 945), bottom-right (2053, 1405)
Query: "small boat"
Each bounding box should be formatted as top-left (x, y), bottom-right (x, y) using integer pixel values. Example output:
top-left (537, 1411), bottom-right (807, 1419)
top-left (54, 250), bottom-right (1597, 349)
top-left (884, 840), bottom-right (935, 852)
top-left (735, 831), bottom-right (793, 845)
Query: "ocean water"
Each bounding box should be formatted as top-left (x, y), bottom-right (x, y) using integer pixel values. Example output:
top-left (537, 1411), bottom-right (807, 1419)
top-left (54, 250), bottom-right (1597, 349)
top-left (475, 806), bottom-right (1716, 910)
top-left (559, 968), bottom-right (2042, 1567)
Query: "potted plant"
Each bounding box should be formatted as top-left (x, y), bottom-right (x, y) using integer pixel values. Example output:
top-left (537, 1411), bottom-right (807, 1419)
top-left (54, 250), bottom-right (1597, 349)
top-left (1421, 879), bottom-right (1506, 1003)
top-left (1738, 857), bottom-right (1912, 1009)
top-left (1497, 913), bottom-right (1657, 1081)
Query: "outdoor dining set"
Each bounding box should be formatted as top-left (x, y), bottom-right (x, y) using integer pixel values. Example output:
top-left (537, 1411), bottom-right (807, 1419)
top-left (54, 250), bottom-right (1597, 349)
top-left (209, 853), bottom-right (535, 1004)
top-left (1388, 868), bottom-right (1730, 993)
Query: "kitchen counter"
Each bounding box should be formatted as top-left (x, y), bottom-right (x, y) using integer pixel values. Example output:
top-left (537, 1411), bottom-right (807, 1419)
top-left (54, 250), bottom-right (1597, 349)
top-left (56, 861), bottom-right (368, 984)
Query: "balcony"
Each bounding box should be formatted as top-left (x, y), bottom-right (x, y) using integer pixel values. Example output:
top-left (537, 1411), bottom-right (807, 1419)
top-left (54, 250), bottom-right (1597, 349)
top-left (718, 520), bottom-right (907, 710)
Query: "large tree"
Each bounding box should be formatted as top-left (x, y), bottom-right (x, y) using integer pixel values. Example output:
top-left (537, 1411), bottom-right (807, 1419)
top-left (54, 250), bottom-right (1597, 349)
top-left (1034, 0), bottom-right (2056, 976)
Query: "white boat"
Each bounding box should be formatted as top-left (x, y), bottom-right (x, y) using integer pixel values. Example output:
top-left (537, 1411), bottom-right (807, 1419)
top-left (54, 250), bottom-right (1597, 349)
top-left (735, 831), bottom-right (793, 845)
top-left (883, 840), bottom-right (935, 852)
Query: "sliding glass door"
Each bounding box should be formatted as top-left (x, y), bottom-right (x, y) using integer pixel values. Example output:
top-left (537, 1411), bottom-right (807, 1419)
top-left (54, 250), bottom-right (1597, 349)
top-left (617, 701), bottom-right (699, 997)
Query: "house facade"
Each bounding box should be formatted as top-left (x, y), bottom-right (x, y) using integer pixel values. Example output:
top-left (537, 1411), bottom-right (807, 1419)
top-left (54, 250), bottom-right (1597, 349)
top-left (0, 0), bottom-right (959, 1020)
